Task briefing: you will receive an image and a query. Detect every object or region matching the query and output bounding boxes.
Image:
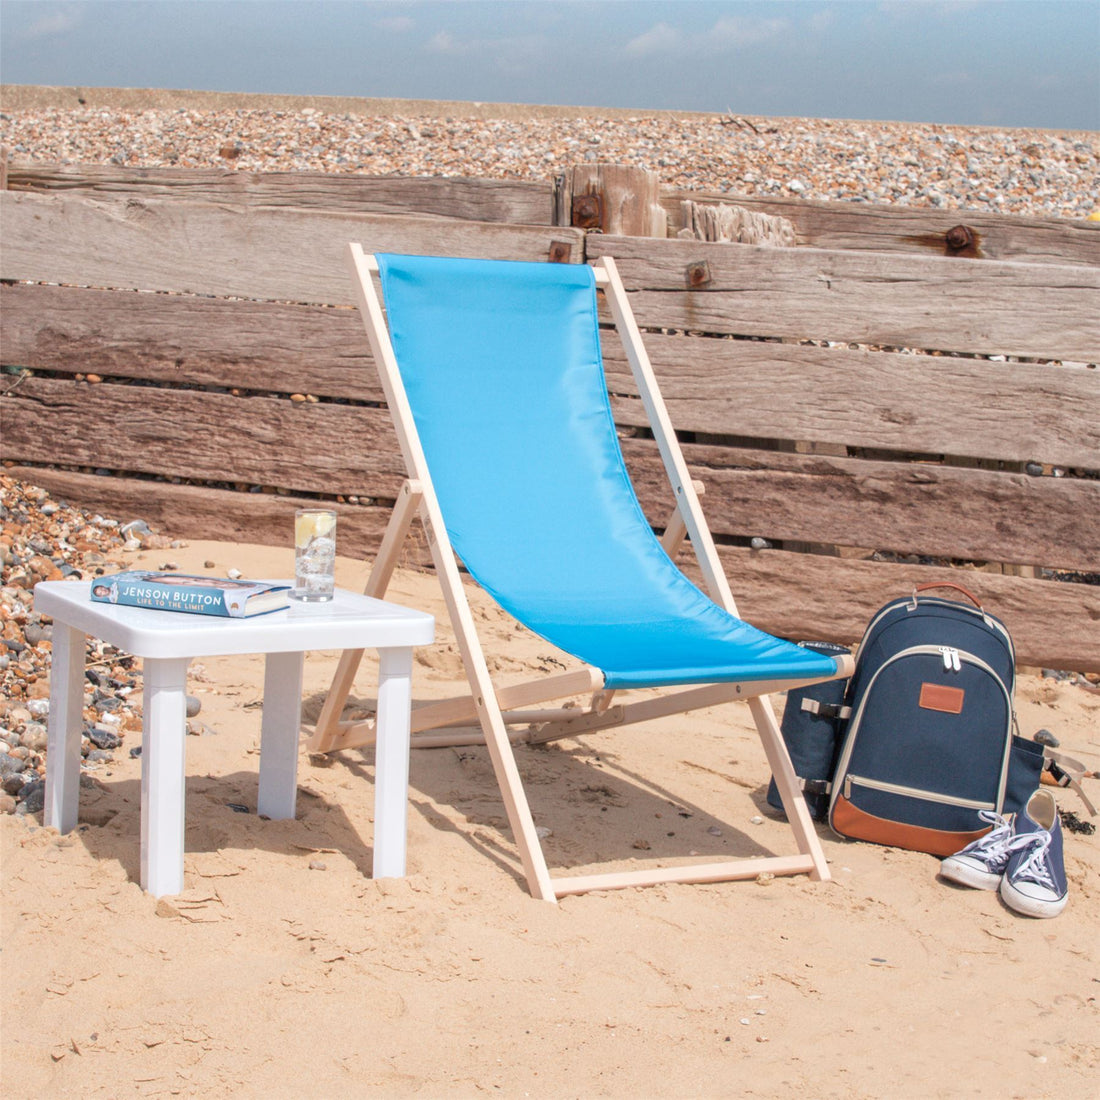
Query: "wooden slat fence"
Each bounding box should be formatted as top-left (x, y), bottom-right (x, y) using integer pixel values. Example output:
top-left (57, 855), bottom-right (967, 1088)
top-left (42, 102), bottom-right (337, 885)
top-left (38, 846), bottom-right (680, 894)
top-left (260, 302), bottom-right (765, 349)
top-left (12, 162), bottom-right (1098, 265)
top-left (2, 164), bottom-right (1097, 670)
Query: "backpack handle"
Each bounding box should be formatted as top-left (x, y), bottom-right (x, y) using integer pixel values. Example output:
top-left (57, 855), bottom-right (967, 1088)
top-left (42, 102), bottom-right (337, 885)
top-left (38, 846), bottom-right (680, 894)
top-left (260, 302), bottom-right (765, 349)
top-left (912, 581), bottom-right (983, 609)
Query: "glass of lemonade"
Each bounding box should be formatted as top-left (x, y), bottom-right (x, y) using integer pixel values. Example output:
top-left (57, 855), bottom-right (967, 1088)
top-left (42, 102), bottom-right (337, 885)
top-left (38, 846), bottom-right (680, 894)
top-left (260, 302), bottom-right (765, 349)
top-left (292, 509), bottom-right (337, 602)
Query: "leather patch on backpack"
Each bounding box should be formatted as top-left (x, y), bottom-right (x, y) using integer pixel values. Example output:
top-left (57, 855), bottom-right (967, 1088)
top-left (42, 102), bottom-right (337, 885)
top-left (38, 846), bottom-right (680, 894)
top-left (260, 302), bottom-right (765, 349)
top-left (919, 682), bottom-right (965, 714)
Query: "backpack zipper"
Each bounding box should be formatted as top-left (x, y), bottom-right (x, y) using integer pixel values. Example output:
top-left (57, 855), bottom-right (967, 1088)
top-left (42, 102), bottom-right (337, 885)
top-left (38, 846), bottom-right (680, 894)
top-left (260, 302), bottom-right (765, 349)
top-left (830, 644), bottom-right (1014, 818)
top-left (842, 773), bottom-right (996, 812)
top-left (939, 646), bottom-right (961, 672)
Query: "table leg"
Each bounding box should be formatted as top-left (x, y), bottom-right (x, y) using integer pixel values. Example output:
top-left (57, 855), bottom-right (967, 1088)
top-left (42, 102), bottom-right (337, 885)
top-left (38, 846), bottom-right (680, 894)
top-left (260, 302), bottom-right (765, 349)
top-left (44, 623), bottom-right (86, 835)
top-left (372, 646), bottom-right (413, 879)
top-left (257, 651), bottom-right (305, 820)
top-left (140, 656), bottom-right (190, 897)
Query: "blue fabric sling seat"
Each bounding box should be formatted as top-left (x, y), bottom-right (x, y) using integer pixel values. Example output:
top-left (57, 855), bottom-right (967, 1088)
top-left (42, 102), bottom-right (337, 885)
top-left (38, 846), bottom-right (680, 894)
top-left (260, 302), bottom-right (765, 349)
top-left (376, 253), bottom-right (838, 691)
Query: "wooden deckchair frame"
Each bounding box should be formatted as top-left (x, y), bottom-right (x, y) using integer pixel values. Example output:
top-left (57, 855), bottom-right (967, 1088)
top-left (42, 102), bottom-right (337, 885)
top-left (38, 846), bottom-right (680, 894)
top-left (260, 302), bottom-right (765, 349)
top-left (312, 244), bottom-right (854, 902)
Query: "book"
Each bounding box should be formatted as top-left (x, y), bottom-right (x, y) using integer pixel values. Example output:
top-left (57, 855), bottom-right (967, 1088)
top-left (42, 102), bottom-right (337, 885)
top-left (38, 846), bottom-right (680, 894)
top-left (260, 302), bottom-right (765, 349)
top-left (90, 571), bottom-right (291, 618)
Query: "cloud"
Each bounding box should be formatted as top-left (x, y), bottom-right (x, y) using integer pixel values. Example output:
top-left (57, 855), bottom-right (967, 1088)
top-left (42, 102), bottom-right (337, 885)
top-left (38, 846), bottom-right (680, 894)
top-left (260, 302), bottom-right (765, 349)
top-left (22, 6), bottom-right (81, 40)
top-left (624, 21), bottom-right (682, 58)
top-left (625, 14), bottom-right (791, 59)
top-left (877, 1), bottom-right (982, 19)
top-left (425, 30), bottom-right (463, 55)
top-left (422, 28), bottom-right (553, 76)
top-left (710, 16), bottom-right (792, 49)
top-left (375, 15), bottom-right (415, 33)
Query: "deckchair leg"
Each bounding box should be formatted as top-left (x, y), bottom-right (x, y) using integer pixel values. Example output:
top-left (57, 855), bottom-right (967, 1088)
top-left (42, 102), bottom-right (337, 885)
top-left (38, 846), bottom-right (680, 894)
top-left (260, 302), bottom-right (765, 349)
top-left (427, 549), bottom-right (559, 901)
top-left (748, 695), bottom-right (831, 881)
top-left (309, 480), bottom-right (424, 753)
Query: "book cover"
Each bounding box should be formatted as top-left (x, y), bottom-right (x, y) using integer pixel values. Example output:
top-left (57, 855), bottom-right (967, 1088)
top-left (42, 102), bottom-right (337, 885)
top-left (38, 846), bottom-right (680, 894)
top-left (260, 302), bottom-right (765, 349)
top-left (90, 571), bottom-right (291, 618)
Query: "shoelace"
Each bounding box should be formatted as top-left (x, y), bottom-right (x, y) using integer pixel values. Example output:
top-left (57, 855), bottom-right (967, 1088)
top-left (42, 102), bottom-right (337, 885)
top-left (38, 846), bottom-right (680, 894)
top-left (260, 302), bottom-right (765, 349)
top-left (1004, 830), bottom-right (1057, 891)
top-left (958, 810), bottom-right (1014, 867)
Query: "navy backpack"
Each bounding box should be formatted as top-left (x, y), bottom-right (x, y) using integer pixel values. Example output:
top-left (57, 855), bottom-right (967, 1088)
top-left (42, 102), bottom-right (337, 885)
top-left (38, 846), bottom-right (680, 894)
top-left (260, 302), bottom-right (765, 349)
top-left (769, 584), bottom-right (1045, 856)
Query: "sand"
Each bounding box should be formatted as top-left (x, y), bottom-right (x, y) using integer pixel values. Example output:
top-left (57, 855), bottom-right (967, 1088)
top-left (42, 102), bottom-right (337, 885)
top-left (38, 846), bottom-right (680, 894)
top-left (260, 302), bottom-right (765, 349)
top-left (2, 535), bottom-right (1098, 1098)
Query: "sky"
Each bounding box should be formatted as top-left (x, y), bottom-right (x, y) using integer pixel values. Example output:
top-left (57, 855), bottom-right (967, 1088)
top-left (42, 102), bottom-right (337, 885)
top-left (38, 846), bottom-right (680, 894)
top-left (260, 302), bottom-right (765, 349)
top-left (2, 1), bottom-right (1098, 130)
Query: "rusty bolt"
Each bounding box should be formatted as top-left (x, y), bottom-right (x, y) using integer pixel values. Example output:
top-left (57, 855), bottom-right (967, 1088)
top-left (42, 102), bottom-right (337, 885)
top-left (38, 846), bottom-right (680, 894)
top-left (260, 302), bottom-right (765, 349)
top-left (945, 224), bottom-right (976, 252)
top-left (547, 241), bottom-right (572, 264)
top-left (686, 260), bottom-right (712, 288)
top-left (572, 193), bottom-right (602, 229)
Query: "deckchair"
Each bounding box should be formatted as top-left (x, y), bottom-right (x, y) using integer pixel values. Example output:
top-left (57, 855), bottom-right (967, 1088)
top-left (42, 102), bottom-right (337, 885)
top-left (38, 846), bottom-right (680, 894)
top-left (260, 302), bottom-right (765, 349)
top-left (312, 246), bottom-right (854, 902)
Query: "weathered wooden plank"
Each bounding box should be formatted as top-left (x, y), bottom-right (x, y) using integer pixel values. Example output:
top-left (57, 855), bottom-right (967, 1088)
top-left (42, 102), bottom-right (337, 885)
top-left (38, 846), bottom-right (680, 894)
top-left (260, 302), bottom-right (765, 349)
top-left (6, 162), bottom-right (555, 225)
top-left (587, 235), bottom-right (1100, 361)
top-left (2, 377), bottom-right (408, 498)
top-left (710, 545), bottom-right (1100, 672)
top-left (600, 330), bottom-right (1100, 470)
top-left (0, 283), bottom-right (382, 401)
top-left (621, 440), bottom-right (1100, 572)
top-left (4, 465), bottom-right (433, 569)
top-left (0, 191), bottom-right (584, 303)
top-left (5, 283), bottom-right (1095, 469)
top-left (663, 190), bottom-right (1100, 267)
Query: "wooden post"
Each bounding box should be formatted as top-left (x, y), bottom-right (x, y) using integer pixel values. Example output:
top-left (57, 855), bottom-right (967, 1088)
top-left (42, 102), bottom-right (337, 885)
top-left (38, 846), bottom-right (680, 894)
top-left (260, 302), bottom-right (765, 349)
top-left (559, 164), bottom-right (667, 238)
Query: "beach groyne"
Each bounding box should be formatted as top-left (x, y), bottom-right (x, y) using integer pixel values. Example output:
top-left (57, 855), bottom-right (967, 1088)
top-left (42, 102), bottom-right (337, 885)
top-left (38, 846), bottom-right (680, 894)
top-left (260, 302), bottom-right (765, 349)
top-left (2, 92), bottom-right (1097, 669)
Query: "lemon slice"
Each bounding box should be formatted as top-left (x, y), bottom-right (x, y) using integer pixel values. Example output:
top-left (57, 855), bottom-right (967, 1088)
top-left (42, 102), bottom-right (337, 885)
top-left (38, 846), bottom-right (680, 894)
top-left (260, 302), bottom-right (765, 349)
top-left (295, 511), bottom-right (334, 545)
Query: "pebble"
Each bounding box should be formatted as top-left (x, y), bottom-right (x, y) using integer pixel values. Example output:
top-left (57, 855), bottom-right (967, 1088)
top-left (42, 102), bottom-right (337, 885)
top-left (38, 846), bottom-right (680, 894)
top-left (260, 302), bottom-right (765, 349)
top-left (20, 782), bottom-right (45, 814)
top-left (0, 752), bottom-right (27, 776)
top-left (1, 106), bottom-right (1096, 218)
top-left (0, 476), bottom-right (144, 816)
top-left (22, 724), bottom-right (48, 752)
top-left (86, 726), bottom-right (122, 750)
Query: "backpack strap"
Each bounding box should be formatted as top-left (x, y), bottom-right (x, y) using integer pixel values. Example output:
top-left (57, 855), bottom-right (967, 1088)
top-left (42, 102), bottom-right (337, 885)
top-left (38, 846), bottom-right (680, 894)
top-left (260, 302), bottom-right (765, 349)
top-left (800, 698), bottom-right (852, 721)
top-left (1042, 749), bottom-right (1098, 817)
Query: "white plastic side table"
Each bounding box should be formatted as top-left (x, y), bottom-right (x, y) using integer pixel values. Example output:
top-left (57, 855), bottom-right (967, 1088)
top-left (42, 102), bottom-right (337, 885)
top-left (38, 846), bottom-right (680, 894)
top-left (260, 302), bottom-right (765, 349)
top-left (33, 581), bottom-right (434, 897)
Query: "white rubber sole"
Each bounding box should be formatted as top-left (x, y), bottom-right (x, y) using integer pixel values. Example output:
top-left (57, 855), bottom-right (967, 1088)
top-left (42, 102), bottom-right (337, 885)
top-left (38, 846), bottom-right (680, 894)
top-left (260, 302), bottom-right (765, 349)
top-left (999, 876), bottom-right (1068, 919)
top-left (940, 856), bottom-right (1002, 891)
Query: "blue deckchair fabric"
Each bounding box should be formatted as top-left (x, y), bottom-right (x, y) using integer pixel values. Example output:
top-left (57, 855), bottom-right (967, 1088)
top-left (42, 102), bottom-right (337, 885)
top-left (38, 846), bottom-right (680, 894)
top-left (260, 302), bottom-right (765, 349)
top-left (375, 253), bottom-right (838, 689)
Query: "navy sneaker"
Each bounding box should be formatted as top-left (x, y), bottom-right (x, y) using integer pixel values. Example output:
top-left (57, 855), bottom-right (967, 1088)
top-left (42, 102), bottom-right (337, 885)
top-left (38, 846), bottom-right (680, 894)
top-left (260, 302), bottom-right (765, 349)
top-left (999, 790), bottom-right (1068, 919)
top-left (940, 810), bottom-right (1015, 890)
